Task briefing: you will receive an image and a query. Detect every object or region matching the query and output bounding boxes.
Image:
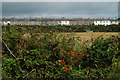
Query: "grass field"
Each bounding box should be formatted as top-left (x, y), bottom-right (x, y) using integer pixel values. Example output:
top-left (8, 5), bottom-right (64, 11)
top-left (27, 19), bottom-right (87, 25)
top-left (23, 32), bottom-right (119, 43)
top-left (59, 32), bottom-right (119, 41)
top-left (23, 32), bottom-right (119, 48)
top-left (58, 32), bottom-right (119, 45)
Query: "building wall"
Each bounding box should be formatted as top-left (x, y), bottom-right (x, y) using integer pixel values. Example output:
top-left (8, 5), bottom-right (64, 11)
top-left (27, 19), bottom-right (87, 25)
top-left (58, 21), bottom-right (70, 25)
top-left (70, 21), bottom-right (77, 25)
top-left (3, 21), bottom-right (10, 25)
top-left (110, 21), bottom-right (119, 25)
top-left (94, 20), bottom-right (111, 26)
top-left (1, 19), bottom-right (119, 26)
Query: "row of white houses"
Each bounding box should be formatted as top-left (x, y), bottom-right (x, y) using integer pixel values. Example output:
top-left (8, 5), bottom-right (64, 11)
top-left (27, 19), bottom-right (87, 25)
top-left (94, 20), bottom-right (119, 26)
top-left (1, 18), bottom-right (120, 26)
top-left (58, 20), bottom-right (119, 26)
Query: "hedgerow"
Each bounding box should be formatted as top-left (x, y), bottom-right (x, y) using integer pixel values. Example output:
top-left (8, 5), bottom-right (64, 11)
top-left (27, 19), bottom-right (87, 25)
top-left (1, 25), bottom-right (120, 79)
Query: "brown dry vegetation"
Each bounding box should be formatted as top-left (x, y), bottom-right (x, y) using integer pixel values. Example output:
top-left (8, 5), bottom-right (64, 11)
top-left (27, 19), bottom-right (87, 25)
top-left (23, 32), bottom-right (119, 47)
top-left (59, 32), bottom-right (119, 41)
top-left (58, 32), bottom-right (119, 46)
top-left (23, 32), bottom-right (119, 41)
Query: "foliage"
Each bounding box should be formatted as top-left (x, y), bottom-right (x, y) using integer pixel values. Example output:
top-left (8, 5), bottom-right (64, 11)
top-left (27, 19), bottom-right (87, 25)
top-left (2, 24), bottom-right (120, 33)
top-left (1, 25), bottom-right (120, 79)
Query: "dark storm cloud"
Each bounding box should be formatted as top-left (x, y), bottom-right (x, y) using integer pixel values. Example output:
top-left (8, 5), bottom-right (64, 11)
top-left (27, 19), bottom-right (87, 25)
top-left (2, 2), bottom-right (118, 18)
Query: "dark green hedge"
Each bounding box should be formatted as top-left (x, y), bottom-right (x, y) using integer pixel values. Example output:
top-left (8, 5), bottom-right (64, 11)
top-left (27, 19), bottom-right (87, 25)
top-left (2, 24), bottom-right (120, 33)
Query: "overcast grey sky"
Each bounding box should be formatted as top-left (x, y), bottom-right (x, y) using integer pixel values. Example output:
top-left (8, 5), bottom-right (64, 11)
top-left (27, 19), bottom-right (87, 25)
top-left (118, 1), bottom-right (120, 18)
top-left (2, 2), bottom-right (119, 18)
top-left (1, 0), bottom-right (120, 2)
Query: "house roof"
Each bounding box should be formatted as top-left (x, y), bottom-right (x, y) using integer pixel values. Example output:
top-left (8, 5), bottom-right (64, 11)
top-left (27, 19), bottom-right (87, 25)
top-left (1, 18), bottom-right (117, 21)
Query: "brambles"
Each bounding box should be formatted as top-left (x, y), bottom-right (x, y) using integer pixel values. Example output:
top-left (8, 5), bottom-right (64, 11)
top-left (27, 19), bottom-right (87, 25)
top-left (2, 25), bottom-right (120, 79)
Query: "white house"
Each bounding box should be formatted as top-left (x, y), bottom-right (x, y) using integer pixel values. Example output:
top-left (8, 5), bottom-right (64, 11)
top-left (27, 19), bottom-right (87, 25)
top-left (3, 21), bottom-right (10, 25)
top-left (110, 20), bottom-right (119, 25)
top-left (58, 21), bottom-right (70, 25)
top-left (94, 20), bottom-right (111, 26)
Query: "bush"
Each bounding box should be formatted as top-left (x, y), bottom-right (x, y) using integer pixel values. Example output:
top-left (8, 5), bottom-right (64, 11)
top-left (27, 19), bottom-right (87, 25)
top-left (2, 25), bottom-right (120, 79)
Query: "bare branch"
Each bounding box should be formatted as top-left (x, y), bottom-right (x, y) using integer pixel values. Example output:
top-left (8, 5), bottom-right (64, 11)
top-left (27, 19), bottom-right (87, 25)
top-left (2, 40), bottom-right (25, 73)
top-left (2, 40), bottom-right (17, 59)
top-left (23, 68), bottom-right (36, 79)
top-left (72, 26), bottom-right (81, 32)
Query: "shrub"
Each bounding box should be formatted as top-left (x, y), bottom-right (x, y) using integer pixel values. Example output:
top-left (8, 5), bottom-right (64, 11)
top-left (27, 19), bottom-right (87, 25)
top-left (2, 25), bottom-right (120, 79)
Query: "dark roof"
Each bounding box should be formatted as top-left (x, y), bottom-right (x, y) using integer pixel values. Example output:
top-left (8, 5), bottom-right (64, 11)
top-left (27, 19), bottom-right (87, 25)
top-left (1, 18), bottom-right (118, 21)
top-left (30, 19), bottom-right (36, 21)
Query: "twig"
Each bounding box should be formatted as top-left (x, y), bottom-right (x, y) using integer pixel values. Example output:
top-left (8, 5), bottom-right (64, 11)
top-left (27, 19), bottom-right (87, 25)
top-left (2, 40), bottom-right (17, 59)
top-left (23, 68), bottom-right (36, 78)
top-left (2, 40), bottom-right (24, 73)
top-left (72, 26), bottom-right (81, 32)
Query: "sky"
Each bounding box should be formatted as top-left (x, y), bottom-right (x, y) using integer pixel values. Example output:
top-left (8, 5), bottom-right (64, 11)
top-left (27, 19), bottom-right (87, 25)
top-left (1, 0), bottom-right (120, 2)
top-left (1, 2), bottom-right (119, 19)
top-left (118, 1), bottom-right (120, 18)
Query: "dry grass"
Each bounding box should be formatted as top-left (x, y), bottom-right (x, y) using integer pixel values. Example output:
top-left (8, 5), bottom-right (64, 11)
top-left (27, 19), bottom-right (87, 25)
top-left (23, 32), bottom-right (119, 42)
top-left (59, 32), bottom-right (119, 41)
top-left (23, 32), bottom-right (119, 46)
top-left (58, 32), bottom-right (119, 47)
top-left (22, 32), bottom-right (119, 50)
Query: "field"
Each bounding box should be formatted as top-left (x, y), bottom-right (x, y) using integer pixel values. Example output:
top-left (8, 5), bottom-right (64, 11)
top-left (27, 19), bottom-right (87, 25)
top-left (58, 32), bottom-right (119, 47)
top-left (59, 32), bottom-right (119, 41)
top-left (24, 32), bottom-right (119, 40)
top-left (30, 32), bottom-right (119, 47)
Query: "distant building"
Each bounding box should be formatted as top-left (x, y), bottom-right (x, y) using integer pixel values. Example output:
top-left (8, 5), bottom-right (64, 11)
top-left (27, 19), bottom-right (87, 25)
top-left (1, 18), bottom-right (119, 26)
top-left (93, 19), bottom-right (119, 26)
top-left (58, 21), bottom-right (70, 25)
top-left (3, 21), bottom-right (11, 25)
top-left (110, 20), bottom-right (119, 25)
top-left (94, 19), bottom-right (111, 26)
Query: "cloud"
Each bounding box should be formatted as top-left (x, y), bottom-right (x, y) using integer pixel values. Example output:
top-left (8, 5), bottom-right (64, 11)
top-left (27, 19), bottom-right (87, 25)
top-left (2, 2), bottom-right (118, 18)
top-left (118, 1), bottom-right (120, 18)
top-left (2, 0), bottom-right (120, 2)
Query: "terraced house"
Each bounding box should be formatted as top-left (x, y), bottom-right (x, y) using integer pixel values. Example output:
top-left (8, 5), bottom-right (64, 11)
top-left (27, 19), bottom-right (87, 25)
top-left (1, 18), bottom-right (119, 26)
top-left (94, 19), bottom-right (119, 26)
top-left (69, 18), bottom-right (93, 25)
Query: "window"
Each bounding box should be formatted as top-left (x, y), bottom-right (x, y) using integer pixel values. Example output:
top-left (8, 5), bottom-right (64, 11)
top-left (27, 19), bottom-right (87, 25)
top-left (59, 21), bottom-right (61, 23)
top-left (65, 21), bottom-right (67, 23)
